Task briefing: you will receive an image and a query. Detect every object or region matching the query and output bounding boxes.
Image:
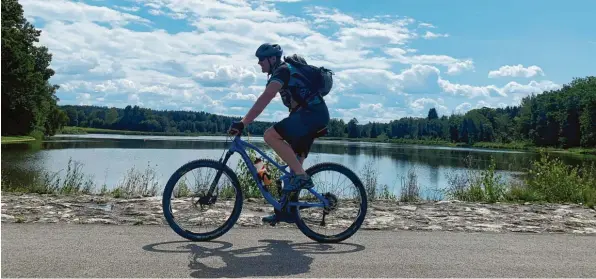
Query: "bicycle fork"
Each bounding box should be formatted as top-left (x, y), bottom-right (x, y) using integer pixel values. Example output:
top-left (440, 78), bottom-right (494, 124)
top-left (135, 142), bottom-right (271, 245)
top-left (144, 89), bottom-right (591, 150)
top-left (196, 150), bottom-right (233, 207)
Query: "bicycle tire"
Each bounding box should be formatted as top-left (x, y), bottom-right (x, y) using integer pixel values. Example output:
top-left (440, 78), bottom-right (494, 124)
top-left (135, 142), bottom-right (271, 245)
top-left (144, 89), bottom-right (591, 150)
top-left (294, 162), bottom-right (368, 243)
top-left (162, 159), bottom-right (243, 241)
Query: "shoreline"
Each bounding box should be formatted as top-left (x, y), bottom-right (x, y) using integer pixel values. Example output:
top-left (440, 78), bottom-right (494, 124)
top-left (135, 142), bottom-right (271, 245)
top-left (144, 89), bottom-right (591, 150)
top-left (1, 136), bottom-right (37, 144)
top-left (53, 126), bottom-right (596, 156)
top-left (4, 126), bottom-right (593, 156)
top-left (2, 193), bottom-right (595, 235)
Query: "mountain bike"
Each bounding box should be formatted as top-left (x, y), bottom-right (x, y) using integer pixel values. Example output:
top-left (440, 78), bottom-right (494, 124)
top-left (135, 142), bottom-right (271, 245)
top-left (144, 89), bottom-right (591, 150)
top-left (162, 126), bottom-right (368, 243)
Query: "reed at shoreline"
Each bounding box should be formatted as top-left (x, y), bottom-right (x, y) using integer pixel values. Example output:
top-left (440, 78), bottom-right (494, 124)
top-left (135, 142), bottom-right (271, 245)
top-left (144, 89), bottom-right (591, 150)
top-left (2, 152), bottom-right (595, 209)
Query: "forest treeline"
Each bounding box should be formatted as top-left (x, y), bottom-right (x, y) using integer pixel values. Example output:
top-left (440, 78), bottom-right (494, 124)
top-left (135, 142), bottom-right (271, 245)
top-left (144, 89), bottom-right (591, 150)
top-left (59, 76), bottom-right (596, 148)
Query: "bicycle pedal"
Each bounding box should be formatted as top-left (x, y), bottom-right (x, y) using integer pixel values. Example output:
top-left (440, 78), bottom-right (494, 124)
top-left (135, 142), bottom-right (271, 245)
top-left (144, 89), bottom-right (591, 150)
top-left (263, 219), bottom-right (278, 226)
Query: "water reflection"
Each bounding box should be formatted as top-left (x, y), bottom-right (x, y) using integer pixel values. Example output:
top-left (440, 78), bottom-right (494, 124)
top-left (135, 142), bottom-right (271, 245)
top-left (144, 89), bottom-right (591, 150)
top-left (2, 134), bottom-right (594, 200)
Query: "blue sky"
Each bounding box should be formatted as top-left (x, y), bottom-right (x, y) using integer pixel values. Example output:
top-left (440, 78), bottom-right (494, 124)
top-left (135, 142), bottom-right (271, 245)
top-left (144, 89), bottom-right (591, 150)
top-left (21, 0), bottom-right (596, 123)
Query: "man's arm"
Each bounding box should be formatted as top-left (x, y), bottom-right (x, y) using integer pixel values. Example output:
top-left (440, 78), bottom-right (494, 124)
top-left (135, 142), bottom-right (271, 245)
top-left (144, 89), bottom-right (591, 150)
top-left (241, 81), bottom-right (282, 126)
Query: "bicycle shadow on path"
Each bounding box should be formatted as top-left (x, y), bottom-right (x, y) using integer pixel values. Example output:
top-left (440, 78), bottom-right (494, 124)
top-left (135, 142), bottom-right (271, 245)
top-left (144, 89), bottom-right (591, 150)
top-left (143, 239), bottom-right (366, 278)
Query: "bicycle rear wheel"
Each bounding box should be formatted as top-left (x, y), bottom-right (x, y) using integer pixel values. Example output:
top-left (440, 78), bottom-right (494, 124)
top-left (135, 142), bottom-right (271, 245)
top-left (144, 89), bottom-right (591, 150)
top-left (294, 162), bottom-right (368, 243)
top-left (162, 159), bottom-right (243, 241)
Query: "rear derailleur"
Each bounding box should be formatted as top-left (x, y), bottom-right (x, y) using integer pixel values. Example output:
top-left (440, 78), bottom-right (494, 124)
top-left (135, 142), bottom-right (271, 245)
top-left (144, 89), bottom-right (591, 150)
top-left (320, 193), bottom-right (338, 226)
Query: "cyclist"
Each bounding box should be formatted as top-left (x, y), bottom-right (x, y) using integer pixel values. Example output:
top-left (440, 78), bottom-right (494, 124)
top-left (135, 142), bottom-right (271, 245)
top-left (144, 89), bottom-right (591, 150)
top-left (227, 43), bottom-right (330, 223)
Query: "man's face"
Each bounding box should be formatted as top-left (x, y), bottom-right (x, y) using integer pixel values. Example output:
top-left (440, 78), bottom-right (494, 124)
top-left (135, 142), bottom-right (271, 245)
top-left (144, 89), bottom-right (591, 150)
top-left (258, 56), bottom-right (276, 73)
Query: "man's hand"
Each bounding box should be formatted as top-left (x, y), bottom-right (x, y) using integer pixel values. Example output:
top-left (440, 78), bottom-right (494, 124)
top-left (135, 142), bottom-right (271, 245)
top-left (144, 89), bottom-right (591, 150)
top-left (228, 121), bottom-right (244, 136)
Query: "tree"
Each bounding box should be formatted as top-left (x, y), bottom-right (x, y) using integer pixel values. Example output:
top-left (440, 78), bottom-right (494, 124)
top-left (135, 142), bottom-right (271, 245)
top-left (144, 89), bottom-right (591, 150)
top-left (427, 108), bottom-right (438, 120)
top-left (370, 122), bottom-right (380, 138)
top-left (1, 0), bottom-right (63, 136)
top-left (347, 118), bottom-right (360, 138)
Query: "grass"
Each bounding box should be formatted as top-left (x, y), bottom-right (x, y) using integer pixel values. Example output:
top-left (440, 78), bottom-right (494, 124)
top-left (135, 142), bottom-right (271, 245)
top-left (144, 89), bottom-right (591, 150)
top-left (444, 156), bottom-right (507, 203)
top-left (348, 150), bottom-right (595, 208)
top-left (1, 136), bottom-right (37, 144)
top-left (443, 151), bottom-right (596, 209)
top-left (358, 158), bottom-right (400, 201)
top-left (2, 149), bottom-right (595, 209)
top-left (104, 163), bottom-right (160, 198)
top-left (1, 158), bottom-right (160, 198)
top-left (399, 168), bottom-right (421, 202)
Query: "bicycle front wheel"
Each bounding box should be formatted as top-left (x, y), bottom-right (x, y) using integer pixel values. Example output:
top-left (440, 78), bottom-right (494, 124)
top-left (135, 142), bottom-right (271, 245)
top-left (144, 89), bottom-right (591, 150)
top-left (162, 159), bottom-right (243, 241)
top-left (294, 162), bottom-right (368, 243)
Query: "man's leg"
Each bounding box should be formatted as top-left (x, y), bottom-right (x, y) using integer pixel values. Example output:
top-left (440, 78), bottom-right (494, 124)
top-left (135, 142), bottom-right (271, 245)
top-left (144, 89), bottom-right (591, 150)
top-left (265, 109), bottom-right (321, 193)
top-left (260, 149), bottom-right (307, 224)
top-left (261, 117), bottom-right (313, 224)
top-left (263, 127), bottom-right (306, 175)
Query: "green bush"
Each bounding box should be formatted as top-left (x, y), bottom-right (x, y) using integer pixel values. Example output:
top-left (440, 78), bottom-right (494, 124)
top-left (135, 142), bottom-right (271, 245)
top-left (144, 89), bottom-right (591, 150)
top-left (445, 156), bottom-right (507, 202)
top-left (523, 152), bottom-right (596, 205)
top-left (446, 152), bottom-right (596, 208)
top-left (235, 148), bottom-right (283, 199)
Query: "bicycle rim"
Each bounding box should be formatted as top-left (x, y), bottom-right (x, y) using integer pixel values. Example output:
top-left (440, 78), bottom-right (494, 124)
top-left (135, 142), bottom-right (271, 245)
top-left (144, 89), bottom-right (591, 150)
top-left (294, 162), bottom-right (368, 243)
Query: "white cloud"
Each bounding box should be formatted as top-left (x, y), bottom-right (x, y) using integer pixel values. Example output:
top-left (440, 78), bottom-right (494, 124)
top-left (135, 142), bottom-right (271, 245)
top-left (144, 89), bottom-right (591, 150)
top-left (384, 48), bottom-right (474, 75)
top-left (437, 78), bottom-right (562, 111)
top-left (500, 80), bottom-right (561, 104)
top-left (21, 0), bottom-right (150, 26)
top-left (475, 100), bottom-right (494, 109)
top-left (338, 24), bottom-right (412, 48)
top-left (223, 92), bottom-right (258, 101)
top-left (194, 65), bottom-right (258, 87)
top-left (418, 23), bottom-right (435, 28)
top-left (455, 102), bottom-right (472, 114)
top-left (192, 17), bottom-right (313, 37)
top-left (22, 0), bottom-right (566, 124)
top-left (488, 64), bottom-right (545, 78)
top-left (306, 6), bottom-right (356, 26)
top-left (409, 97), bottom-right (448, 115)
top-left (263, 0), bottom-right (304, 2)
top-left (438, 78), bottom-right (502, 98)
top-left (137, 0), bottom-right (284, 22)
top-left (76, 93), bottom-right (92, 105)
top-left (114, 6), bottom-right (140, 12)
top-left (438, 78), bottom-right (560, 99)
top-left (500, 80), bottom-right (560, 95)
top-left (423, 31), bottom-right (449, 39)
top-left (335, 64), bottom-right (440, 95)
top-left (336, 103), bottom-right (408, 123)
top-left (307, 6), bottom-right (416, 49)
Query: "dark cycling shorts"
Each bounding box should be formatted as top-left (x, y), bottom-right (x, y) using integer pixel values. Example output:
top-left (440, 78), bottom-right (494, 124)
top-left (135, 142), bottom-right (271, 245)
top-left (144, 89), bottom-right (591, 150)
top-left (273, 102), bottom-right (329, 159)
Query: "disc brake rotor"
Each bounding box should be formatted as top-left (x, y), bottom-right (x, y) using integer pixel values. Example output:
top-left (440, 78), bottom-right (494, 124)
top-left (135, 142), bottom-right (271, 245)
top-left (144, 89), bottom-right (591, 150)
top-left (323, 193), bottom-right (338, 214)
top-left (192, 190), bottom-right (218, 210)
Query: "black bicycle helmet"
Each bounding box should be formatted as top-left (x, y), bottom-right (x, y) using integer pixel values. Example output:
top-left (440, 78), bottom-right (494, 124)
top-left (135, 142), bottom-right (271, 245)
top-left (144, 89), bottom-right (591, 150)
top-left (255, 43), bottom-right (283, 60)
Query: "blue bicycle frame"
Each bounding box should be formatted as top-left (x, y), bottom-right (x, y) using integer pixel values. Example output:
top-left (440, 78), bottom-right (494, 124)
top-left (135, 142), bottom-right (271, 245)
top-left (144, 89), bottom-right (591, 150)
top-left (216, 134), bottom-right (329, 212)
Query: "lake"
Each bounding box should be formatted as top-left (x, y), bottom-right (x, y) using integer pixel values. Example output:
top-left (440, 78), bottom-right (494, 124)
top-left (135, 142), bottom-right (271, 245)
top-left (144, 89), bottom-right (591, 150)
top-left (2, 134), bottom-right (594, 200)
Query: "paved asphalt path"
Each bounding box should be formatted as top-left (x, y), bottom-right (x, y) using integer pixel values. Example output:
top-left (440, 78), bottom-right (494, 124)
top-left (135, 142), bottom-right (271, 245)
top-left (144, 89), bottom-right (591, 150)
top-left (2, 223), bottom-right (595, 278)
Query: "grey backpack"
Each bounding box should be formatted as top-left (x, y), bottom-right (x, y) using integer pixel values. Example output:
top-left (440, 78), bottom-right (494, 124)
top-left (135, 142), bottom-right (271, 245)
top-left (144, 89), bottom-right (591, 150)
top-left (284, 54), bottom-right (334, 99)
